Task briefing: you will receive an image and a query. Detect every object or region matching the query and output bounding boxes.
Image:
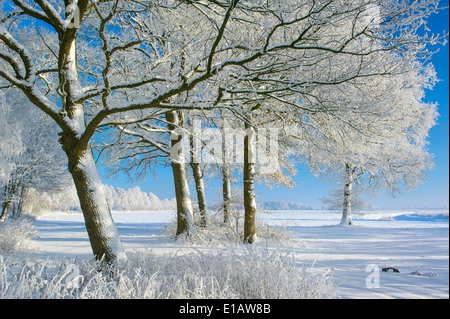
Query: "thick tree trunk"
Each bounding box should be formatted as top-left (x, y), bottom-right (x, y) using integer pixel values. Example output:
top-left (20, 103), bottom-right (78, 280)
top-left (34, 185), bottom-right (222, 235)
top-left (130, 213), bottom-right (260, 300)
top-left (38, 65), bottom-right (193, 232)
top-left (55, 22), bottom-right (127, 263)
top-left (172, 162), bottom-right (196, 236)
top-left (67, 147), bottom-right (127, 262)
top-left (166, 111), bottom-right (196, 236)
top-left (340, 163), bottom-right (354, 226)
top-left (243, 123), bottom-right (257, 243)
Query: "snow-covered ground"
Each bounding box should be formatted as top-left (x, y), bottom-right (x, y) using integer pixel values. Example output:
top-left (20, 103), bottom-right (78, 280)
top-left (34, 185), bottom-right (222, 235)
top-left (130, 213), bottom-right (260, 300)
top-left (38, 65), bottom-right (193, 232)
top-left (30, 209), bottom-right (449, 299)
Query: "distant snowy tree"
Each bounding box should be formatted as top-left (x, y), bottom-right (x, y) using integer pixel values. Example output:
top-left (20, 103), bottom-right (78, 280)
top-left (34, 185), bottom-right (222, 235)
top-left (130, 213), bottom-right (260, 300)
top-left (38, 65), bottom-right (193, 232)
top-left (0, 89), bottom-right (70, 221)
top-left (22, 184), bottom-right (176, 213)
top-left (261, 201), bottom-right (313, 211)
top-left (306, 65), bottom-right (439, 225)
top-left (319, 164), bottom-right (370, 224)
top-left (103, 185), bottom-right (176, 211)
top-left (320, 170), bottom-right (369, 211)
top-left (0, 92), bottom-right (22, 188)
top-left (23, 183), bottom-right (80, 214)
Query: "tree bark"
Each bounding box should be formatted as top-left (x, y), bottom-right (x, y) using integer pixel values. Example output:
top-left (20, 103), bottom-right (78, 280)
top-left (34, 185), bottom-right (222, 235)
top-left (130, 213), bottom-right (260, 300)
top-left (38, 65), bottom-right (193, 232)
top-left (0, 179), bottom-right (18, 222)
top-left (189, 123), bottom-right (207, 227)
top-left (65, 141), bottom-right (127, 263)
top-left (222, 120), bottom-right (232, 224)
top-left (190, 161), bottom-right (207, 227)
top-left (222, 163), bottom-right (232, 224)
top-left (0, 197), bottom-right (12, 222)
top-left (57, 44), bottom-right (127, 262)
top-left (12, 185), bottom-right (25, 218)
top-left (243, 123), bottom-right (257, 243)
top-left (166, 111), bottom-right (196, 236)
top-left (340, 163), bottom-right (354, 225)
top-left (53, 10), bottom-right (127, 263)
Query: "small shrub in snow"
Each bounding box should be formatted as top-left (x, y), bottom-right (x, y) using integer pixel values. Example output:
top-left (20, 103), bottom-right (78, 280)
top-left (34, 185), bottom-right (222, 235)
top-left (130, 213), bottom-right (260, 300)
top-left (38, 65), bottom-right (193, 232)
top-left (0, 248), bottom-right (336, 299)
top-left (256, 223), bottom-right (292, 244)
top-left (0, 215), bottom-right (38, 256)
top-left (163, 210), bottom-right (293, 246)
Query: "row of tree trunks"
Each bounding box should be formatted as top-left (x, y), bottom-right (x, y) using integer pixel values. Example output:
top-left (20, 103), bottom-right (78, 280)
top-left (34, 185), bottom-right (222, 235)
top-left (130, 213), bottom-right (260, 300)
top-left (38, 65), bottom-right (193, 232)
top-left (1, 172), bottom-right (26, 222)
top-left (166, 113), bottom-right (258, 242)
top-left (0, 180), bottom-right (18, 222)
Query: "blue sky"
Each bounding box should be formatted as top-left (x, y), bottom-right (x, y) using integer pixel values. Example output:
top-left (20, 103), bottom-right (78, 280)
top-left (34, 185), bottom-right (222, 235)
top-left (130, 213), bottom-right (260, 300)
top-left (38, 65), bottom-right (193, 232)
top-left (101, 5), bottom-right (449, 210)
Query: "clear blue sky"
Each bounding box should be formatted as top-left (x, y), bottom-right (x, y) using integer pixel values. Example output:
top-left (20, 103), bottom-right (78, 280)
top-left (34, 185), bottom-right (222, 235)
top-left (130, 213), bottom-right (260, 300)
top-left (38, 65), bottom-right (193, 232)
top-left (101, 5), bottom-right (449, 210)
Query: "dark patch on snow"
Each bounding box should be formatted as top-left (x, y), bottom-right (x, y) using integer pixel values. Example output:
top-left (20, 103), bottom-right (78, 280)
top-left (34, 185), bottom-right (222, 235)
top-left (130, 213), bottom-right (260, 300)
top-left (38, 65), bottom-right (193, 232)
top-left (382, 267), bottom-right (400, 273)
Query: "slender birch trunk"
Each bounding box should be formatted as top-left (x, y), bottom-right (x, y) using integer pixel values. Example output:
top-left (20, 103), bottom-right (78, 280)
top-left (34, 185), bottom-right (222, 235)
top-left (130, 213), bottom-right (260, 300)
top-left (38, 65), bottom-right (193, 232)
top-left (243, 123), bottom-right (257, 243)
top-left (166, 111), bottom-right (196, 236)
top-left (340, 163), bottom-right (354, 225)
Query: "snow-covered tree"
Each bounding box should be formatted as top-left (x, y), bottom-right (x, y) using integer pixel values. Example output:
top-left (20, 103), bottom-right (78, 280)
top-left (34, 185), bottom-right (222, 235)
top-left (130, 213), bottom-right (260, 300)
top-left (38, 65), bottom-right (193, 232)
top-left (0, 89), bottom-right (71, 221)
top-left (103, 185), bottom-right (177, 212)
top-left (320, 166), bottom-right (370, 211)
top-left (0, 91), bottom-right (22, 185)
top-left (95, 110), bottom-right (198, 236)
top-left (305, 65), bottom-right (439, 225)
top-left (0, 0), bottom-right (445, 259)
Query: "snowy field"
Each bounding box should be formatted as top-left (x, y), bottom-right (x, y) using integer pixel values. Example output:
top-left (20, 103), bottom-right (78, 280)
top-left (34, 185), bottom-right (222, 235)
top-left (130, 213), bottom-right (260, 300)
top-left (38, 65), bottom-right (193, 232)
top-left (29, 209), bottom-right (449, 299)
